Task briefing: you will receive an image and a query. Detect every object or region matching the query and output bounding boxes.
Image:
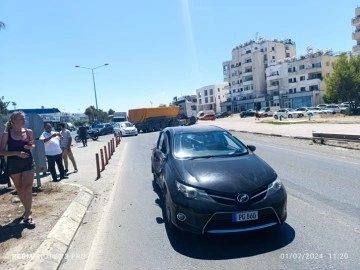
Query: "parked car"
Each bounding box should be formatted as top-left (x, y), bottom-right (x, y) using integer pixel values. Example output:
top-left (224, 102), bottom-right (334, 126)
top-left (273, 108), bottom-right (303, 119)
top-left (198, 113), bottom-right (216, 120)
top-left (113, 121), bottom-right (138, 137)
top-left (215, 111), bottom-right (230, 118)
top-left (92, 123), bottom-right (114, 135)
top-left (306, 107), bottom-right (325, 116)
top-left (240, 109), bottom-right (256, 118)
top-left (151, 125), bottom-right (287, 234)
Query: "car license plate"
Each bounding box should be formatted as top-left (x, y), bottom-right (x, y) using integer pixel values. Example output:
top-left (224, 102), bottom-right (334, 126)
top-left (232, 211), bottom-right (258, 222)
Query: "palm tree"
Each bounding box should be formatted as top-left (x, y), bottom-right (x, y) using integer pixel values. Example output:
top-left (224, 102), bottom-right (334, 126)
top-left (0, 21), bottom-right (5, 31)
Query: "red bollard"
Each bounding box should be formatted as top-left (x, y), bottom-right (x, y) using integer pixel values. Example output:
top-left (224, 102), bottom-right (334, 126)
top-left (95, 153), bottom-right (100, 180)
top-left (100, 149), bottom-right (105, 171)
top-left (104, 146), bottom-right (108, 165)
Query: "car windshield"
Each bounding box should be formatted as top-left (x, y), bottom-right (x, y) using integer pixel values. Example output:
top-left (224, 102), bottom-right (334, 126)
top-left (120, 122), bottom-right (133, 128)
top-left (173, 131), bottom-right (248, 159)
top-left (95, 124), bottom-right (105, 128)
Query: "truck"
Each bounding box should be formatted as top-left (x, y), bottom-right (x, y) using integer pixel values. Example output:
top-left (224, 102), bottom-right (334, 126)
top-left (111, 112), bottom-right (127, 123)
top-left (128, 106), bottom-right (196, 133)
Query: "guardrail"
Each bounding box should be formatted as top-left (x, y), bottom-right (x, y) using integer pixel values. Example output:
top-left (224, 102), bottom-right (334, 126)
top-left (312, 132), bottom-right (360, 144)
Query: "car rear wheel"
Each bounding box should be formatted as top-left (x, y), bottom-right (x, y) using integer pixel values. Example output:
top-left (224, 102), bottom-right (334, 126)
top-left (288, 114), bottom-right (293, 118)
top-left (274, 115), bottom-right (278, 119)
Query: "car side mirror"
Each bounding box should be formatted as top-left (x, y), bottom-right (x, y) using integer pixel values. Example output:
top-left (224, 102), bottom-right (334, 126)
top-left (247, 145), bottom-right (256, 152)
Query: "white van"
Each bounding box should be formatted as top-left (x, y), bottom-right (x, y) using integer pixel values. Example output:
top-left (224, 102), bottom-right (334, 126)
top-left (197, 110), bottom-right (215, 119)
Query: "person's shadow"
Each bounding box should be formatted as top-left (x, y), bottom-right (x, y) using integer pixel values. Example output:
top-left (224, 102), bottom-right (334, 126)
top-left (0, 216), bottom-right (35, 243)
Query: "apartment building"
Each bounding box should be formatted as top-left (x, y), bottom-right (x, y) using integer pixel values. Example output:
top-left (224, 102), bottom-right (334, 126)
top-left (352, 6), bottom-right (360, 55)
top-left (266, 48), bottom-right (339, 108)
top-left (221, 38), bottom-right (296, 113)
top-left (196, 82), bottom-right (228, 113)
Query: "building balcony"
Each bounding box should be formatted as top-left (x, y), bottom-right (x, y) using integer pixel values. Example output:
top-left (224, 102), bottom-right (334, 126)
top-left (352, 16), bottom-right (360, 26)
top-left (267, 85), bottom-right (279, 91)
top-left (353, 31), bottom-right (360, 40)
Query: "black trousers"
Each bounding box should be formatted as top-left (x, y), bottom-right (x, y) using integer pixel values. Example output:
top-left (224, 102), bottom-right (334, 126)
top-left (46, 153), bottom-right (65, 181)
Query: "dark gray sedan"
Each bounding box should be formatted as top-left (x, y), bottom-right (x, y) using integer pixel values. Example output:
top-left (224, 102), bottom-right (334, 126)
top-left (151, 125), bottom-right (287, 234)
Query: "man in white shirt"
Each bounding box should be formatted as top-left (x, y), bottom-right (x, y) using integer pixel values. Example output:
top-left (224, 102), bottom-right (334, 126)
top-left (40, 123), bottom-right (68, 182)
top-left (59, 123), bottom-right (78, 173)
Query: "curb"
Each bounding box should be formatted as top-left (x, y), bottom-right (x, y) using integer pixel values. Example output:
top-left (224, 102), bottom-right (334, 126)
top-left (24, 185), bottom-right (94, 270)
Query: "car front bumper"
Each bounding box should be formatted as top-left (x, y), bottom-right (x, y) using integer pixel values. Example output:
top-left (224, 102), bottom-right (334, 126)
top-left (168, 187), bottom-right (287, 234)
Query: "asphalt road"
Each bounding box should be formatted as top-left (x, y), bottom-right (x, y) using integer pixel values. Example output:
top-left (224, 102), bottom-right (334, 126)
top-left (59, 130), bottom-right (360, 270)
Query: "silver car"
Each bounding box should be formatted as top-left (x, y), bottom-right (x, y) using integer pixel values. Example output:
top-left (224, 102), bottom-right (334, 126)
top-left (113, 121), bottom-right (138, 137)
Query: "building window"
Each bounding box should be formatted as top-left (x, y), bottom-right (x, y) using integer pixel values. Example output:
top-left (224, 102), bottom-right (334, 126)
top-left (309, 85), bottom-right (319, 91)
top-left (199, 99), bottom-right (202, 104)
top-left (301, 87), bottom-right (306, 92)
top-left (205, 97), bottom-right (208, 103)
top-left (218, 88), bottom-right (220, 92)
top-left (218, 95), bottom-right (220, 99)
top-left (312, 62), bottom-right (321, 68)
top-left (204, 90), bottom-right (208, 96)
top-left (300, 75), bottom-right (305, 81)
top-left (288, 78), bottom-right (292, 83)
top-left (299, 65), bottom-right (305, 70)
top-left (209, 89), bottom-right (213, 95)
top-left (272, 56), bottom-right (275, 60)
top-left (198, 92), bottom-right (201, 97)
top-left (326, 61), bottom-right (330, 66)
top-left (289, 89), bottom-right (293, 93)
top-left (210, 96), bottom-right (214, 103)
top-left (286, 53), bottom-right (290, 58)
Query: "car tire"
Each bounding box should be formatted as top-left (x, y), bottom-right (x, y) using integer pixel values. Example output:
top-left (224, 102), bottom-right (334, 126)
top-left (274, 115), bottom-right (278, 119)
top-left (288, 114), bottom-right (293, 118)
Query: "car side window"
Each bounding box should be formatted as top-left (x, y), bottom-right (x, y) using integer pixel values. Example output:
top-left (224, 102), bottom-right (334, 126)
top-left (157, 132), bottom-right (168, 154)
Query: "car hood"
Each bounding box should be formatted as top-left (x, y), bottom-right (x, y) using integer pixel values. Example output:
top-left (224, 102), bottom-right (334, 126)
top-left (173, 154), bottom-right (277, 193)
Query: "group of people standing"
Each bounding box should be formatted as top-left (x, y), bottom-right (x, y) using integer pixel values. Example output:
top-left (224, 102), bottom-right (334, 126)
top-left (0, 111), bottom-right (81, 227)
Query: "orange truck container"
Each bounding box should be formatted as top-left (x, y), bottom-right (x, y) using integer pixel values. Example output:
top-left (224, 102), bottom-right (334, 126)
top-left (128, 106), bottom-right (188, 133)
top-left (128, 107), bottom-right (180, 123)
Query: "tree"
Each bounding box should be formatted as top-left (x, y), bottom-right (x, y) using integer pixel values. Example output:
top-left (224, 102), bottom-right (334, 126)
top-left (0, 96), bottom-right (10, 115)
top-left (108, 109), bottom-right (115, 116)
top-left (85, 106), bottom-right (95, 124)
top-left (325, 54), bottom-right (360, 112)
top-left (0, 21), bottom-right (5, 31)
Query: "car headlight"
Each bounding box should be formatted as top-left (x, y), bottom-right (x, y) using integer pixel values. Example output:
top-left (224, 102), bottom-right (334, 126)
top-left (176, 181), bottom-right (211, 200)
top-left (268, 178), bottom-right (282, 191)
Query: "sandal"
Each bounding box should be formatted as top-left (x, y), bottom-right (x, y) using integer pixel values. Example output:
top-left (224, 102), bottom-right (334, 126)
top-left (23, 217), bottom-right (36, 227)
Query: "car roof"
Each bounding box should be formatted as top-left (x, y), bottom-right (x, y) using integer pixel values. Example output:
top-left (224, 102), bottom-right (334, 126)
top-left (163, 125), bottom-right (226, 135)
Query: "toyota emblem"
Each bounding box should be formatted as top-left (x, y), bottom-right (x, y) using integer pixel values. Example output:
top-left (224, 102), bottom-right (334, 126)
top-left (237, 193), bottom-right (249, 203)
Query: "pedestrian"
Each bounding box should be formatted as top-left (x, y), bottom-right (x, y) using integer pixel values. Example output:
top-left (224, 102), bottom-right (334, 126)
top-left (40, 122), bottom-right (68, 182)
top-left (255, 110), bottom-right (260, 120)
top-left (77, 123), bottom-right (88, 147)
top-left (59, 123), bottom-right (78, 173)
top-left (0, 111), bottom-right (36, 226)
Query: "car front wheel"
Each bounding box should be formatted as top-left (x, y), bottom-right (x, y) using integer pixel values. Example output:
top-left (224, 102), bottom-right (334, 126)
top-left (288, 114), bottom-right (293, 118)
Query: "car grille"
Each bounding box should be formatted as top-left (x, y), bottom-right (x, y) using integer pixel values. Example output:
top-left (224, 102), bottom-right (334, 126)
top-left (203, 207), bottom-right (279, 233)
top-left (207, 186), bottom-right (268, 206)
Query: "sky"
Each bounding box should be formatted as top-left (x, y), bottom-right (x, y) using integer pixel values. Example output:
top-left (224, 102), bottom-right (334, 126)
top-left (0, 0), bottom-right (359, 114)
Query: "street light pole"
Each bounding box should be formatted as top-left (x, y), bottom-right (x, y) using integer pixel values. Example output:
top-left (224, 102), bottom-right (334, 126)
top-left (75, 63), bottom-right (109, 120)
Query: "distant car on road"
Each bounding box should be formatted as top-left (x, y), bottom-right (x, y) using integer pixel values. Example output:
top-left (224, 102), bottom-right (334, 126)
top-left (151, 125), bottom-right (287, 234)
top-left (93, 123), bottom-right (114, 136)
